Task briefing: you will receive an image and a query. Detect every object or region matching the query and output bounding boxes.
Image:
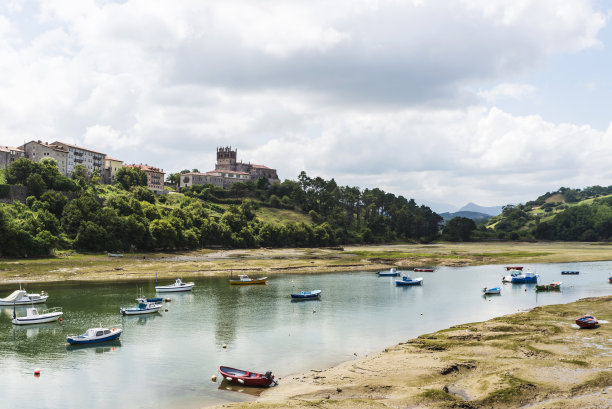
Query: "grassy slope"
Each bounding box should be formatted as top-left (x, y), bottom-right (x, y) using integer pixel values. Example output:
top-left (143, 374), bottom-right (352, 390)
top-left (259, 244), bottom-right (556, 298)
top-left (0, 168), bottom-right (5, 184)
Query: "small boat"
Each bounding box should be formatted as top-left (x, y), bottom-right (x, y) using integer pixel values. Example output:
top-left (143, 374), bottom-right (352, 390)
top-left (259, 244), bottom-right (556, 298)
top-left (377, 268), bottom-right (400, 276)
top-left (218, 366), bottom-right (276, 387)
top-left (229, 274), bottom-right (267, 285)
top-left (155, 278), bottom-right (195, 292)
top-left (414, 268), bottom-right (435, 272)
top-left (609, 276), bottom-right (612, 283)
top-left (108, 253), bottom-right (123, 257)
top-left (0, 289), bottom-right (48, 306)
top-left (67, 327), bottom-right (122, 345)
top-left (120, 298), bottom-right (162, 316)
top-left (575, 315), bottom-right (598, 329)
top-left (511, 271), bottom-right (538, 283)
top-left (12, 307), bottom-right (63, 325)
top-left (395, 275), bottom-right (423, 286)
top-left (505, 266), bottom-right (523, 271)
top-left (482, 287), bottom-right (501, 295)
top-left (290, 290), bottom-right (321, 299)
top-left (536, 282), bottom-right (562, 291)
top-left (561, 270), bottom-right (579, 275)
top-left (502, 269), bottom-right (522, 283)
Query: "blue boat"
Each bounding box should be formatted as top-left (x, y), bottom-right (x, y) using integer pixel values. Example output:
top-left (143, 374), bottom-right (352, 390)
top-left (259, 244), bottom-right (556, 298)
top-left (290, 290), bottom-right (321, 299)
top-left (482, 287), bottom-right (501, 295)
top-left (120, 297), bottom-right (162, 316)
top-left (511, 271), bottom-right (538, 283)
top-left (395, 276), bottom-right (423, 286)
top-left (67, 327), bottom-right (122, 345)
top-left (377, 268), bottom-right (400, 277)
top-left (561, 271), bottom-right (579, 275)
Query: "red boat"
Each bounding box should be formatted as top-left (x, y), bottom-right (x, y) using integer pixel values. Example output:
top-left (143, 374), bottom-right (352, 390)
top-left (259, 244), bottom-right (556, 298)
top-left (505, 266), bottom-right (523, 271)
top-left (575, 315), bottom-right (598, 329)
top-left (218, 366), bottom-right (276, 387)
top-left (414, 268), bottom-right (435, 272)
top-left (609, 276), bottom-right (612, 283)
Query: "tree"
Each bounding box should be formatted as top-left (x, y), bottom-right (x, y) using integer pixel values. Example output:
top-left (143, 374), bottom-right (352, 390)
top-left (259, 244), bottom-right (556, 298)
top-left (116, 167), bottom-right (147, 190)
top-left (443, 217), bottom-right (477, 241)
top-left (26, 173), bottom-right (46, 197)
top-left (132, 186), bottom-right (156, 204)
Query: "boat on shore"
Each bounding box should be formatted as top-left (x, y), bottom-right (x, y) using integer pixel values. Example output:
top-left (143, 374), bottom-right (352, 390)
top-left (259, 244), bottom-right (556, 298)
top-left (377, 268), bottom-right (400, 276)
top-left (290, 290), bottom-right (321, 300)
top-left (414, 268), bottom-right (435, 272)
top-left (511, 271), bottom-right (538, 283)
top-left (12, 307), bottom-right (63, 325)
top-left (395, 276), bottom-right (423, 286)
top-left (536, 282), bottom-right (562, 291)
top-left (575, 315), bottom-right (598, 329)
top-left (229, 274), bottom-right (267, 285)
top-left (505, 266), bottom-right (523, 271)
top-left (120, 298), bottom-right (162, 316)
top-left (218, 366), bottom-right (276, 387)
top-left (67, 327), bottom-right (122, 345)
top-left (155, 278), bottom-right (194, 292)
top-left (482, 287), bottom-right (501, 295)
top-left (561, 271), bottom-right (579, 275)
top-left (0, 289), bottom-right (48, 306)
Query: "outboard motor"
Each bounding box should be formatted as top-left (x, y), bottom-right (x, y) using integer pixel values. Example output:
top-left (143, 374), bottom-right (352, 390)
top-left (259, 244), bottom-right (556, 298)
top-left (265, 371), bottom-right (273, 380)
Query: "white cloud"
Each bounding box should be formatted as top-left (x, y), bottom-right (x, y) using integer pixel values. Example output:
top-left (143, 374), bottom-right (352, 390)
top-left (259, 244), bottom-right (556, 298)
top-left (477, 83), bottom-right (537, 103)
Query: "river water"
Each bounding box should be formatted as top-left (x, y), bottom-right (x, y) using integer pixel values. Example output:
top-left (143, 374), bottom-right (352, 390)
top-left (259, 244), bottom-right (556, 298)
top-left (1, 261), bottom-right (611, 409)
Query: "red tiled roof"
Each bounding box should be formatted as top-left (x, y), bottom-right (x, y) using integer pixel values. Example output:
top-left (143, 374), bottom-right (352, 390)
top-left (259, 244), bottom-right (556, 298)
top-left (51, 141), bottom-right (106, 155)
top-left (125, 164), bottom-right (165, 174)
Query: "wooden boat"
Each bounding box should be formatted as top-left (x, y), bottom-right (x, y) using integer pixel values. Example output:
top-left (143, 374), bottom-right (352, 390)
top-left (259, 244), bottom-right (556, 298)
top-left (575, 315), bottom-right (598, 329)
top-left (377, 268), bottom-right (400, 276)
top-left (229, 274), bottom-right (267, 285)
top-left (536, 282), bottom-right (562, 291)
top-left (0, 289), bottom-right (48, 306)
top-left (12, 306), bottom-right (63, 325)
top-left (505, 266), bottom-right (523, 271)
top-left (414, 268), bottom-right (435, 272)
top-left (395, 276), bottom-right (423, 286)
top-left (218, 366), bottom-right (276, 387)
top-left (482, 287), bottom-right (501, 295)
top-left (155, 278), bottom-right (195, 292)
top-left (290, 290), bottom-right (321, 299)
top-left (67, 327), bottom-right (122, 345)
top-left (120, 298), bottom-right (162, 316)
top-left (561, 270), bottom-right (579, 275)
top-left (511, 271), bottom-right (538, 283)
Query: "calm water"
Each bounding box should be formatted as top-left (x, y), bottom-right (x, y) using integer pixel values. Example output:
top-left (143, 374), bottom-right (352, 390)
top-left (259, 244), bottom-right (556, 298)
top-left (1, 261), bottom-right (611, 409)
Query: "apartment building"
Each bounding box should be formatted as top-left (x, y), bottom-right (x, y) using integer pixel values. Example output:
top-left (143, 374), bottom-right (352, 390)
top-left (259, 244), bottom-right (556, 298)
top-left (51, 141), bottom-right (106, 177)
top-left (0, 146), bottom-right (26, 169)
top-left (104, 157), bottom-right (124, 184)
top-left (124, 164), bottom-right (165, 193)
top-left (20, 141), bottom-right (69, 175)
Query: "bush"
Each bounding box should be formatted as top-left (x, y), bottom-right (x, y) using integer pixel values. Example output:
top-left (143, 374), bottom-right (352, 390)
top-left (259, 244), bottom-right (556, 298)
top-left (0, 184), bottom-right (10, 199)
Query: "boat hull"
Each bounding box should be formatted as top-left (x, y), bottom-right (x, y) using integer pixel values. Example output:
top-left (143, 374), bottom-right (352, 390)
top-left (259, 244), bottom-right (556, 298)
top-left (218, 366), bottom-right (275, 387)
top-left (290, 290), bottom-right (321, 299)
top-left (12, 311), bottom-right (62, 325)
top-left (0, 295), bottom-right (49, 306)
top-left (377, 272), bottom-right (399, 276)
top-left (414, 268), bottom-right (435, 272)
top-left (483, 287), bottom-right (501, 295)
top-left (576, 316), bottom-right (598, 329)
top-left (505, 266), bottom-right (523, 271)
top-left (120, 306), bottom-right (161, 315)
top-left (561, 271), bottom-right (579, 275)
top-left (395, 278), bottom-right (423, 286)
top-left (67, 329), bottom-right (122, 345)
top-left (155, 284), bottom-right (194, 292)
top-left (229, 278), bottom-right (267, 285)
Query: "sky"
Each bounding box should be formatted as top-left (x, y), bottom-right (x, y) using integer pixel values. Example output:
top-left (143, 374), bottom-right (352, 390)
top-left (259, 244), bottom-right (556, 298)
top-left (1, 0), bottom-right (612, 212)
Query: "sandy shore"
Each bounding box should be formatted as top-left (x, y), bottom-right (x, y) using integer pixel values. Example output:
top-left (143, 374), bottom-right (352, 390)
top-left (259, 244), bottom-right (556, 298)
top-left (210, 295), bottom-right (612, 409)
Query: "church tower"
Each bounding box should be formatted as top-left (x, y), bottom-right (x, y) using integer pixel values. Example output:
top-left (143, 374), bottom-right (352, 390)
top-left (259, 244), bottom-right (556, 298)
top-left (215, 146), bottom-right (237, 171)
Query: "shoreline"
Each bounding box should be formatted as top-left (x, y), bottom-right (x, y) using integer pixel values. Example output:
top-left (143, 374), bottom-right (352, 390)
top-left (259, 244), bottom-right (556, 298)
top-left (209, 295), bottom-right (612, 409)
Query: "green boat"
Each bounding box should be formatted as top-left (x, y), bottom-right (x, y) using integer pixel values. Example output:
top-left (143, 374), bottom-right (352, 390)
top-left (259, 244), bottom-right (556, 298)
top-left (535, 281), bottom-right (561, 291)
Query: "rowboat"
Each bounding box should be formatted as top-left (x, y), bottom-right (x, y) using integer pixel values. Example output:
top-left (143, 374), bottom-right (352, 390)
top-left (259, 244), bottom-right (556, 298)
top-left (395, 276), bottom-right (423, 286)
top-left (561, 271), bottom-right (579, 275)
top-left (377, 268), bottom-right (400, 276)
top-left (414, 268), bottom-right (435, 272)
top-left (290, 290), bottom-right (321, 299)
top-left (482, 287), bottom-right (501, 295)
top-left (575, 315), bottom-right (598, 329)
top-left (536, 282), bottom-right (562, 291)
top-left (155, 278), bottom-right (195, 292)
top-left (120, 298), bottom-right (162, 316)
top-left (12, 307), bottom-right (63, 325)
top-left (505, 266), bottom-right (523, 271)
top-left (218, 366), bottom-right (276, 387)
top-left (229, 274), bottom-right (267, 285)
top-left (67, 327), bottom-right (122, 345)
top-left (0, 289), bottom-right (48, 306)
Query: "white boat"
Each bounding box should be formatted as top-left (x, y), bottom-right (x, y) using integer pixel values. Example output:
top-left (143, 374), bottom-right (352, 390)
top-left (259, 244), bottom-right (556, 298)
top-left (12, 307), bottom-right (63, 325)
top-left (0, 289), bottom-right (49, 306)
top-left (155, 278), bottom-right (195, 292)
top-left (482, 287), bottom-right (501, 295)
top-left (502, 269), bottom-right (522, 283)
top-left (120, 298), bottom-right (162, 315)
top-left (67, 327), bottom-right (122, 345)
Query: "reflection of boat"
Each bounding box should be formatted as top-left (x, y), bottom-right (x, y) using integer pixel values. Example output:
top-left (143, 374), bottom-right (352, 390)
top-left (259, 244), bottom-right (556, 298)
top-left (414, 268), bottom-right (435, 272)
top-left (120, 297), bottom-right (162, 315)
top-left (0, 289), bottom-right (48, 305)
top-left (229, 275), bottom-right (267, 285)
top-left (12, 307), bottom-right (63, 325)
top-left (218, 366), bottom-right (276, 387)
top-left (66, 340), bottom-right (121, 352)
top-left (395, 276), bottom-right (423, 286)
top-left (561, 271), bottom-right (579, 275)
top-left (536, 282), bottom-right (562, 291)
top-left (482, 287), bottom-right (501, 295)
top-left (575, 315), bottom-right (598, 329)
top-left (377, 268), bottom-right (400, 276)
top-left (155, 278), bottom-right (194, 292)
top-left (505, 266), bottom-right (523, 271)
top-left (511, 271), bottom-right (538, 283)
top-left (67, 327), bottom-right (122, 345)
top-left (290, 290), bottom-right (321, 299)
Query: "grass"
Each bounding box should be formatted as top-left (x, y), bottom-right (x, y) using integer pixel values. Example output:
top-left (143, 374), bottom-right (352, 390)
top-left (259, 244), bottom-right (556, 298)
top-left (559, 359), bottom-right (589, 367)
top-left (0, 168), bottom-right (5, 184)
top-left (255, 207), bottom-right (312, 224)
top-left (417, 389), bottom-right (460, 402)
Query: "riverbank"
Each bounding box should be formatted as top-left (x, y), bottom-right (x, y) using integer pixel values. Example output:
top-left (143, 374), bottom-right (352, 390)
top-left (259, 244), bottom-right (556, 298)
top-left (210, 295), bottom-right (612, 409)
top-left (2, 241), bottom-right (612, 284)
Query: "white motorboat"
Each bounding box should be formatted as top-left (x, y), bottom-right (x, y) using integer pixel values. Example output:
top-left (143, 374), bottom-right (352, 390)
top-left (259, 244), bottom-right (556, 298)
top-left (0, 289), bottom-right (49, 306)
top-left (482, 287), bottom-right (501, 295)
top-left (12, 307), bottom-right (63, 325)
top-left (120, 298), bottom-right (162, 315)
top-left (67, 327), bottom-right (122, 345)
top-left (155, 278), bottom-right (194, 293)
top-left (502, 269), bottom-right (522, 283)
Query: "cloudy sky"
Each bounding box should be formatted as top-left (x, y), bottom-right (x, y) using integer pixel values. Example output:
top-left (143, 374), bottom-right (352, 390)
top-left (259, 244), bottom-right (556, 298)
top-left (1, 0), bottom-right (611, 211)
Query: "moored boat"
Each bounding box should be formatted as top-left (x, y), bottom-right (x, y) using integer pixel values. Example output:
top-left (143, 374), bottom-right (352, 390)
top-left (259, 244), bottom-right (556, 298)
top-left (377, 268), bottom-right (400, 276)
top-left (561, 270), bottom-right (579, 275)
top-left (229, 274), bottom-right (267, 285)
top-left (505, 266), bottom-right (523, 271)
top-left (67, 327), bottom-right (122, 345)
top-left (609, 276), bottom-right (612, 284)
top-left (395, 276), bottom-right (423, 286)
top-left (511, 271), bottom-right (538, 283)
top-left (120, 298), bottom-right (162, 316)
top-left (290, 290), bottom-right (321, 299)
top-left (0, 289), bottom-right (49, 306)
top-left (414, 268), bottom-right (435, 272)
top-left (536, 282), bottom-right (562, 291)
top-left (482, 287), bottom-right (501, 295)
top-left (155, 278), bottom-right (194, 292)
top-left (218, 366), bottom-right (276, 387)
top-left (12, 307), bottom-right (63, 325)
top-left (108, 253), bottom-right (123, 257)
top-left (502, 269), bottom-right (522, 283)
top-left (575, 315), bottom-right (598, 329)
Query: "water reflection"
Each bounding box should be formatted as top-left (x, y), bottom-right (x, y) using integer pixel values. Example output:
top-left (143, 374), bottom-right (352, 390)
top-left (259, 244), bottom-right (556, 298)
top-left (217, 380), bottom-right (267, 397)
top-left (66, 340), bottom-right (121, 353)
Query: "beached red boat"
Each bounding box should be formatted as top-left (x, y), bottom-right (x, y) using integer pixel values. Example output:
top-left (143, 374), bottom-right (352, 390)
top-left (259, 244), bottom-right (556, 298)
top-left (505, 266), bottom-right (523, 271)
top-left (575, 315), bottom-right (598, 329)
top-left (218, 366), bottom-right (276, 387)
top-left (414, 268), bottom-right (435, 272)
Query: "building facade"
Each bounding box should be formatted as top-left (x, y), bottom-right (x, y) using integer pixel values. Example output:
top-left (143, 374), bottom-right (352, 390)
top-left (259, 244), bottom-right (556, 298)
top-left (51, 141), bottom-right (106, 177)
top-left (104, 157), bottom-right (123, 184)
top-left (124, 164), bottom-right (165, 193)
top-left (20, 141), bottom-right (69, 175)
top-left (0, 146), bottom-right (26, 169)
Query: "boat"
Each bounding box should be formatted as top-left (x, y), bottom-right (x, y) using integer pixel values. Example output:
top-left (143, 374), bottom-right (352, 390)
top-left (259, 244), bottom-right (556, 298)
top-left (0, 289), bottom-right (48, 306)
top-left (218, 366), bottom-right (276, 387)
top-left (609, 276), bottom-right (612, 283)
top-left (290, 290), bottom-right (321, 299)
top-left (229, 274), bottom-right (268, 285)
top-left (395, 275), bottom-right (423, 286)
top-left (561, 270), bottom-right (579, 275)
top-left (505, 266), bottom-right (523, 271)
top-left (414, 268), bottom-right (435, 272)
top-left (377, 268), bottom-right (400, 276)
top-left (120, 297), bottom-right (162, 316)
top-left (536, 282), bottom-right (562, 291)
top-left (155, 278), bottom-right (195, 292)
top-left (67, 327), bottom-right (122, 345)
top-left (575, 315), bottom-right (598, 329)
top-left (12, 307), bottom-right (63, 325)
top-left (108, 253), bottom-right (123, 257)
top-left (511, 271), bottom-right (538, 283)
top-left (482, 287), bottom-right (501, 295)
top-left (502, 269), bottom-right (522, 283)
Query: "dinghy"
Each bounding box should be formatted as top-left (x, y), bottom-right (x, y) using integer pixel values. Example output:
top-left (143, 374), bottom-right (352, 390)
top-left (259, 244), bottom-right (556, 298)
top-left (377, 268), bottom-right (400, 276)
top-left (575, 315), bottom-right (598, 329)
top-left (229, 274), bottom-right (267, 285)
top-left (67, 327), bottom-right (122, 345)
top-left (218, 366), bottom-right (276, 387)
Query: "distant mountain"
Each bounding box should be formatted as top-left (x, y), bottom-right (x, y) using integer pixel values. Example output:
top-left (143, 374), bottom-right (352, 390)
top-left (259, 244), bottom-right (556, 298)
top-left (439, 211), bottom-right (492, 223)
top-left (458, 202), bottom-right (503, 216)
top-left (419, 200), bottom-right (459, 214)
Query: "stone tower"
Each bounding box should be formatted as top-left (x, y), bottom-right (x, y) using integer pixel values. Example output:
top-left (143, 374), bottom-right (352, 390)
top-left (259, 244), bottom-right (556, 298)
top-left (216, 146), bottom-right (237, 171)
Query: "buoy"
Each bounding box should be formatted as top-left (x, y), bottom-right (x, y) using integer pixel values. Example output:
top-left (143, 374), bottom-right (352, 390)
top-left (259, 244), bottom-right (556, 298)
top-left (34, 369), bottom-right (41, 376)
top-left (165, 309), bottom-right (168, 312)
top-left (420, 313), bottom-right (423, 315)
top-left (112, 328), bottom-right (115, 331)
top-left (222, 344), bottom-right (227, 349)
top-left (59, 317), bottom-right (63, 322)
top-left (211, 375), bottom-right (217, 382)
top-left (237, 378), bottom-right (245, 384)
top-left (165, 298), bottom-right (171, 302)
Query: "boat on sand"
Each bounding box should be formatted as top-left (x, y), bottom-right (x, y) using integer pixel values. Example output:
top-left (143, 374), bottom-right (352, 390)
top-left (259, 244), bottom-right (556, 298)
top-left (218, 366), bottom-right (276, 387)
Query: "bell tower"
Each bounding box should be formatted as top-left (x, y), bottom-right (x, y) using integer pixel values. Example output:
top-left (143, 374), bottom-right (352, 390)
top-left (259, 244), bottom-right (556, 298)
top-left (216, 146), bottom-right (237, 170)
